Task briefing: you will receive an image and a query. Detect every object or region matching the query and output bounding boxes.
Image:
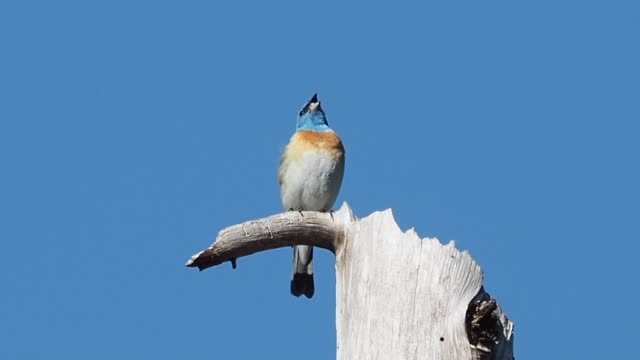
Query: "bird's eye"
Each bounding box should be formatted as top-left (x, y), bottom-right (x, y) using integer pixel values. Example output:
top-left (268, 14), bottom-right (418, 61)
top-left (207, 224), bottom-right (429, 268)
top-left (299, 108), bottom-right (307, 116)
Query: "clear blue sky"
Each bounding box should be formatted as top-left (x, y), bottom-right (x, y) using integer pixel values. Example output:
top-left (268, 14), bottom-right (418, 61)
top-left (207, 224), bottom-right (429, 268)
top-left (1, 1), bottom-right (638, 359)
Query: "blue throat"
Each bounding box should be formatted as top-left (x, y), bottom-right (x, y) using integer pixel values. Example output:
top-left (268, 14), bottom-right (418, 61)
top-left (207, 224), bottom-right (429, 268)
top-left (296, 112), bottom-right (330, 131)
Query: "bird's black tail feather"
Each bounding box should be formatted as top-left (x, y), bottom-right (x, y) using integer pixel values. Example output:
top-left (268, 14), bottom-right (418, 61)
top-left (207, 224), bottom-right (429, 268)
top-left (291, 273), bottom-right (314, 298)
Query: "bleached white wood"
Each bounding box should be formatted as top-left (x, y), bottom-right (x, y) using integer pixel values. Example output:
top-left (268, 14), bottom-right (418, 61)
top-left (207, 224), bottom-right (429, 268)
top-left (186, 203), bottom-right (514, 359)
top-left (185, 206), bottom-right (351, 270)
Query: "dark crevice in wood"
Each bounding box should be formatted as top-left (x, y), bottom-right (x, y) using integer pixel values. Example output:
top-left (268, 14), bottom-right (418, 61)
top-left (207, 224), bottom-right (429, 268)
top-left (465, 287), bottom-right (514, 360)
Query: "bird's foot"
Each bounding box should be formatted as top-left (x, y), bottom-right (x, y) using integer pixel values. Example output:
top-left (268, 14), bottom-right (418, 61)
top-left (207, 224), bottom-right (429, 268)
top-left (287, 208), bottom-right (304, 217)
top-left (320, 209), bottom-right (335, 220)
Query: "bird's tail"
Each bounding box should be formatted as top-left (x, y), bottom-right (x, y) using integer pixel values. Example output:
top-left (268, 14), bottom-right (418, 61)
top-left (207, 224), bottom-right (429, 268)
top-left (291, 245), bottom-right (314, 298)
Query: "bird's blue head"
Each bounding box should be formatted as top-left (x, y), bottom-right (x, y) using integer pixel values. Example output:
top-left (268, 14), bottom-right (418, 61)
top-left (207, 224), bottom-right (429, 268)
top-left (296, 93), bottom-right (330, 131)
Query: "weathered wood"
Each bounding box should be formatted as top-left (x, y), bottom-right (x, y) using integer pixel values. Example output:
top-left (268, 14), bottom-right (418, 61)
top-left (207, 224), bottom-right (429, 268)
top-left (186, 206), bottom-right (353, 270)
top-left (186, 203), bottom-right (514, 359)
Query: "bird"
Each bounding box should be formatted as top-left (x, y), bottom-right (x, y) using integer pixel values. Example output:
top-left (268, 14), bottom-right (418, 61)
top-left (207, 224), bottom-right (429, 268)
top-left (278, 93), bottom-right (345, 298)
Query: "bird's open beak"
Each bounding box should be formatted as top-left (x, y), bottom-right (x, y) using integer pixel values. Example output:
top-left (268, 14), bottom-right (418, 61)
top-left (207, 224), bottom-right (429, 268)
top-left (308, 93), bottom-right (320, 111)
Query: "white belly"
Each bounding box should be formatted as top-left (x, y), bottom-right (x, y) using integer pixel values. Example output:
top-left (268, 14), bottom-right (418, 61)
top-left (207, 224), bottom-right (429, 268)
top-left (280, 151), bottom-right (344, 211)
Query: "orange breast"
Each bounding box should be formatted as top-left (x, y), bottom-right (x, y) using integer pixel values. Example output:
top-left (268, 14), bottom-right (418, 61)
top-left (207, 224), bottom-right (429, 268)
top-left (288, 130), bottom-right (345, 160)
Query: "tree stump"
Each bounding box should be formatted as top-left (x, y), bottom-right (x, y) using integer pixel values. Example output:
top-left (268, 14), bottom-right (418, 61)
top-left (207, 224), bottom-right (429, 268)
top-left (187, 203), bottom-right (514, 360)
